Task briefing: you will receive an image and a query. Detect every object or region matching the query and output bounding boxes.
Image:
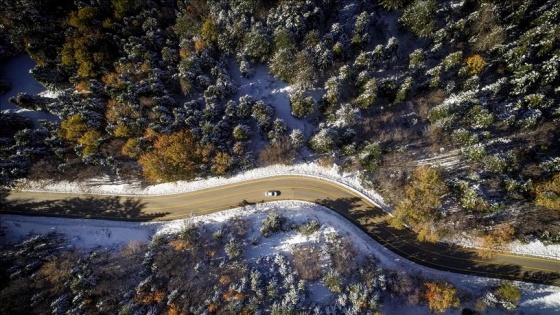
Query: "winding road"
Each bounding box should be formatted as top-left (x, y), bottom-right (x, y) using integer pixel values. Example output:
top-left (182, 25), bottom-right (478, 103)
top-left (2, 175), bottom-right (559, 286)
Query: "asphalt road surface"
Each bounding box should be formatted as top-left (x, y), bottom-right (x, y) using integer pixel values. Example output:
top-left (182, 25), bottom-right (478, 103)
top-left (2, 176), bottom-right (559, 286)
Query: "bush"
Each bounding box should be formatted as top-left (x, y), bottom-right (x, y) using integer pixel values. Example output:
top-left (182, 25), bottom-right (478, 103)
top-left (297, 220), bottom-right (320, 236)
top-left (478, 223), bottom-right (515, 258)
top-left (494, 281), bottom-right (521, 305)
top-left (441, 51), bottom-right (463, 70)
top-left (466, 55), bottom-right (485, 75)
top-left (322, 270), bottom-right (342, 293)
top-left (390, 166), bottom-right (447, 242)
top-left (462, 143), bottom-right (486, 160)
top-left (309, 127), bottom-right (336, 153)
top-left (360, 141), bottom-right (382, 172)
top-left (379, 0), bottom-right (406, 10)
top-left (424, 281), bottom-right (460, 313)
top-left (260, 211), bottom-right (287, 237)
top-left (408, 49), bottom-right (425, 70)
top-left (225, 238), bottom-right (244, 260)
top-left (535, 173), bottom-right (560, 211)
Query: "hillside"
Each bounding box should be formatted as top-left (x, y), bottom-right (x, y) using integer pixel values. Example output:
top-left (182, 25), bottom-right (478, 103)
top-left (2, 202), bottom-right (559, 314)
top-left (1, 0), bottom-right (559, 247)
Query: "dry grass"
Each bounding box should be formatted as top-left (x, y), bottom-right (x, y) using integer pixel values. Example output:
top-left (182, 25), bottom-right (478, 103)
top-left (291, 244), bottom-right (323, 280)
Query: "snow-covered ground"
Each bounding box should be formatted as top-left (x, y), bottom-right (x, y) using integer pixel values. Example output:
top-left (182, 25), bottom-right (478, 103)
top-left (445, 233), bottom-right (560, 261)
top-left (2, 201), bottom-right (559, 314)
top-left (229, 60), bottom-right (316, 137)
top-left (0, 55), bottom-right (59, 125)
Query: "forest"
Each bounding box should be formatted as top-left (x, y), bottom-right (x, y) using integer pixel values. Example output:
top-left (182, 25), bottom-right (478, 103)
top-left (0, 0), bottom-right (559, 252)
top-left (0, 205), bottom-right (526, 314)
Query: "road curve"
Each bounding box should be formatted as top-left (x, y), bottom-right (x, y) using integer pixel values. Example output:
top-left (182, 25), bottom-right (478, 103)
top-left (2, 175), bottom-right (559, 286)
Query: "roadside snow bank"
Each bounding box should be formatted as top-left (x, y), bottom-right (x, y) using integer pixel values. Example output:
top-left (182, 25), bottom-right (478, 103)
top-left (444, 234), bottom-right (560, 261)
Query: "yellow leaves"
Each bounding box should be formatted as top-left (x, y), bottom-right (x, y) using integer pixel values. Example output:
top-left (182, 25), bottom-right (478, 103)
top-left (167, 303), bottom-right (185, 315)
top-left (114, 125), bottom-right (132, 138)
top-left (466, 54), bottom-right (485, 75)
top-left (219, 275), bottom-right (231, 285)
top-left (390, 166), bottom-right (447, 242)
top-left (478, 223), bottom-right (515, 258)
top-left (406, 166), bottom-right (447, 208)
top-left (222, 288), bottom-right (245, 301)
top-left (194, 39), bottom-right (207, 52)
top-left (78, 130), bottom-right (101, 156)
top-left (201, 16), bottom-right (217, 42)
top-left (68, 7), bottom-right (99, 31)
top-left (138, 130), bottom-right (201, 182)
top-left (135, 289), bottom-right (165, 304)
top-left (424, 281), bottom-right (460, 313)
top-left (101, 72), bottom-right (122, 88)
top-left (122, 137), bottom-right (142, 158)
top-left (59, 114), bottom-right (89, 142)
top-left (535, 173), bottom-right (560, 211)
top-left (212, 151), bottom-right (233, 176)
top-left (76, 80), bottom-right (89, 94)
top-left (168, 239), bottom-right (191, 251)
top-left (58, 114), bottom-right (102, 156)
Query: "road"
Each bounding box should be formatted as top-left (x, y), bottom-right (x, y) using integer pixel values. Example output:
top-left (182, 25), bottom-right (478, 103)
top-left (2, 176), bottom-right (559, 286)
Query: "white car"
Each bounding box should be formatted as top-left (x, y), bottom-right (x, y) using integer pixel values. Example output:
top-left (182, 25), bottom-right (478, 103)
top-left (265, 190), bottom-right (280, 197)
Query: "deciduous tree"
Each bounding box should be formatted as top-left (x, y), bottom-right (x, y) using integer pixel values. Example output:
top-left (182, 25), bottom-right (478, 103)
top-left (391, 166), bottom-right (448, 242)
top-left (138, 130), bottom-right (202, 182)
top-left (424, 281), bottom-right (460, 313)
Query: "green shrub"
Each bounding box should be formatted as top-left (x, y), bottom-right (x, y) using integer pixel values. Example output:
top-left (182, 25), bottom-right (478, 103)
top-left (466, 104), bottom-right (493, 129)
top-left (360, 141), bottom-right (382, 172)
top-left (260, 211), bottom-right (287, 237)
top-left (322, 270), bottom-right (342, 293)
top-left (452, 129), bottom-right (479, 146)
top-left (494, 281), bottom-right (521, 305)
top-left (379, 0), bottom-right (406, 10)
top-left (297, 220), bottom-right (321, 236)
top-left (483, 154), bottom-right (508, 174)
top-left (462, 144), bottom-right (486, 160)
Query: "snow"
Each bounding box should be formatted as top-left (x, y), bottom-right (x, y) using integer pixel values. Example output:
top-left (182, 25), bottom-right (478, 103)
top-left (2, 201), bottom-right (559, 314)
top-left (228, 60), bottom-right (315, 137)
top-left (445, 234), bottom-right (560, 261)
top-left (0, 55), bottom-right (59, 125)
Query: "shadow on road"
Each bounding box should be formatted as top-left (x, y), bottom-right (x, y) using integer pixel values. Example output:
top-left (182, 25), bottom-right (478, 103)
top-left (1, 195), bottom-right (169, 221)
top-left (315, 196), bottom-right (560, 286)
